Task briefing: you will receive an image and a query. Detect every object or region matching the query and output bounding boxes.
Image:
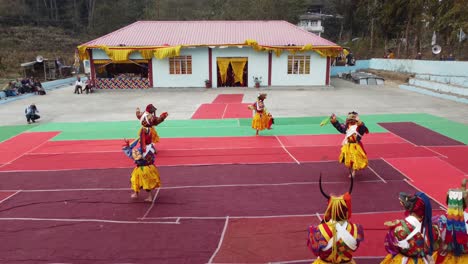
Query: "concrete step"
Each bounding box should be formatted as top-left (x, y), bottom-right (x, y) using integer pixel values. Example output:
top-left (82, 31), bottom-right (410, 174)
top-left (409, 78), bottom-right (468, 96)
top-left (399, 84), bottom-right (468, 104)
top-left (415, 74), bottom-right (468, 88)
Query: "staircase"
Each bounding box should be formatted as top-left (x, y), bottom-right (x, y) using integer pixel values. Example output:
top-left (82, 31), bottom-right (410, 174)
top-left (399, 74), bottom-right (468, 104)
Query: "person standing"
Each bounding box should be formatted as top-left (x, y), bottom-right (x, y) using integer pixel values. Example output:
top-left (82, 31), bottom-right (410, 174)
top-left (25, 104), bottom-right (40, 124)
top-left (248, 93), bottom-right (272, 136)
top-left (74, 76), bottom-right (83, 94)
top-left (330, 111), bottom-right (369, 178)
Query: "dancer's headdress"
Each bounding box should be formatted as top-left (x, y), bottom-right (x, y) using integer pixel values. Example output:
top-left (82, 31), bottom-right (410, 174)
top-left (319, 174), bottom-right (354, 260)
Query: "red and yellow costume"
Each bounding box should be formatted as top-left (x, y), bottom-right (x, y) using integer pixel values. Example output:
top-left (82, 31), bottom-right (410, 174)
top-left (135, 104), bottom-right (168, 152)
top-left (433, 181), bottom-right (468, 264)
top-left (122, 133), bottom-right (161, 194)
top-left (248, 93), bottom-right (273, 133)
top-left (381, 192), bottom-right (440, 264)
top-left (308, 176), bottom-right (364, 264)
top-left (331, 112), bottom-right (369, 174)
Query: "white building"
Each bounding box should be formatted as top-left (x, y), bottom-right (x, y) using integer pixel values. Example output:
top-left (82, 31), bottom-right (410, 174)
top-left (78, 21), bottom-right (341, 89)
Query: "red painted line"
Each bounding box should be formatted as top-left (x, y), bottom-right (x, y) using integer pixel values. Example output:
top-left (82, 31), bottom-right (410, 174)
top-left (0, 132), bottom-right (60, 164)
top-left (208, 47), bottom-right (212, 85)
top-left (385, 156), bottom-right (466, 205)
top-left (268, 52), bottom-right (272, 86)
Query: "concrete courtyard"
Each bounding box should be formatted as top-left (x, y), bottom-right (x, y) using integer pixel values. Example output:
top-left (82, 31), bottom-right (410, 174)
top-left (0, 78), bottom-right (467, 126)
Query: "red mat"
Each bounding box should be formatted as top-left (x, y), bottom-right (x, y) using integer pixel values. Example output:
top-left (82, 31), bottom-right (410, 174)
top-left (32, 136), bottom-right (282, 154)
top-left (428, 146), bottom-right (468, 174)
top-left (191, 103), bottom-right (226, 119)
top-left (0, 147), bottom-right (294, 171)
top-left (212, 94), bottom-right (244, 104)
top-left (287, 143), bottom-right (436, 163)
top-left (222, 103), bottom-right (252, 118)
top-left (277, 133), bottom-right (406, 147)
top-left (31, 134), bottom-right (406, 155)
top-left (0, 132), bottom-right (60, 164)
top-left (385, 157), bottom-right (466, 205)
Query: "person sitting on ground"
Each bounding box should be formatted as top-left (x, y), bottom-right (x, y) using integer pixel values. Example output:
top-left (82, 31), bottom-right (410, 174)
top-left (25, 104), bottom-right (40, 124)
top-left (21, 78), bottom-right (33, 93)
top-left (2, 82), bottom-right (18, 97)
top-left (386, 49), bottom-right (395, 59)
top-left (74, 76), bottom-right (83, 94)
top-left (84, 77), bottom-right (94, 94)
top-left (33, 78), bottom-right (46, 95)
top-left (14, 79), bottom-right (23, 94)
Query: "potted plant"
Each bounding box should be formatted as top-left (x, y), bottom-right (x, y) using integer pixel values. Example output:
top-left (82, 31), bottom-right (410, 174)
top-left (204, 79), bottom-right (212, 88)
top-left (253, 76), bottom-right (262, 88)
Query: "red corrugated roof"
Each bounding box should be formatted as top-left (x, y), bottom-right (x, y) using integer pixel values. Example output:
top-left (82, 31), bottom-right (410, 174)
top-left (82, 20), bottom-right (338, 47)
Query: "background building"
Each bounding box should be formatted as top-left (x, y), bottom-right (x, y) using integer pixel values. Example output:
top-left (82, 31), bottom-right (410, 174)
top-left (78, 20), bottom-right (341, 89)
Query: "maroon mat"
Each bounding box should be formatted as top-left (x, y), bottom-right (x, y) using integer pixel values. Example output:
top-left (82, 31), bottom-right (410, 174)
top-left (378, 122), bottom-right (465, 146)
top-left (368, 159), bottom-right (407, 181)
top-left (145, 181), bottom-right (424, 218)
top-left (0, 219), bottom-right (224, 264)
top-left (0, 182), bottom-right (428, 220)
top-left (0, 161), bottom-right (392, 191)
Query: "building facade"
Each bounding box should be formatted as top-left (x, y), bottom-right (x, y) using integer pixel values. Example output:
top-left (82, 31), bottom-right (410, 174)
top-left (79, 21), bottom-right (340, 89)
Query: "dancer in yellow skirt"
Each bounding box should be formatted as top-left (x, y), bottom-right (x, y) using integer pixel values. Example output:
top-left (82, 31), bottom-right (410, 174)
top-left (248, 93), bottom-right (273, 136)
top-left (433, 180), bottom-right (468, 264)
top-left (136, 104), bottom-right (168, 152)
top-left (123, 126), bottom-right (162, 202)
top-left (330, 111), bottom-right (369, 178)
top-left (307, 175), bottom-right (364, 263)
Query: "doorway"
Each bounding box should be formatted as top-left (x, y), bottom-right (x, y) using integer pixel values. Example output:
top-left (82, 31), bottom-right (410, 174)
top-left (216, 57), bottom-right (248, 87)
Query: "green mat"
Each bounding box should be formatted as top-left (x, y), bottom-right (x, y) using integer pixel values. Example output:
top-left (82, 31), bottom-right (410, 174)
top-left (0, 124), bottom-right (33, 142)
top-left (1, 113), bottom-right (466, 143)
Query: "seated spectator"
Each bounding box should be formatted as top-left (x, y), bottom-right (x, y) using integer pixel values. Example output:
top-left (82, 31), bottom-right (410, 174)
top-left (15, 79), bottom-right (24, 94)
top-left (33, 79), bottom-right (46, 95)
top-left (74, 76), bottom-right (83, 94)
top-left (84, 78), bottom-right (94, 94)
top-left (25, 104), bottom-right (40, 124)
top-left (1, 81), bottom-right (17, 97)
top-left (21, 78), bottom-right (33, 93)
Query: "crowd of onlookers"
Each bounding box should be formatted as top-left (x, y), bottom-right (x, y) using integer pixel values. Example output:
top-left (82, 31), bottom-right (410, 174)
top-left (1, 77), bottom-right (46, 98)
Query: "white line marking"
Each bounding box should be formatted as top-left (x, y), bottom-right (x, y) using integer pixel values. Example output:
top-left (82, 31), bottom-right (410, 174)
top-left (142, 188), bottom-right (160, 219)
top-left (0, 190), bottom-right (21, 204)
top-left (381, 158), bottom-right (414, 182)
top-left (422, 146), bottom-right (448, 158)
top-left (0, 217), bottom-right (179, 224)
top-left (315, 212), bottom-right (322, 222)
top-left (143, 210), bottom-right (414, 221)
top-left (403, 179), bottom-right (447, 210)
top-left (221, 104), bottom-right (228, 119)
top-left (208, 216), bottom-right (229, 264)
top-left (275, 136), bottom-right (300, 164)
top-left (367, 165), bottom-right (387, 183)
top-left (0, 180), bottom-right (385, 193)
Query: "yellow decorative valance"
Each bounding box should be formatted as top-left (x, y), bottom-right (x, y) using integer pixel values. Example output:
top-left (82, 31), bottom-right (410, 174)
top-left (77, 40), bottom-right (341, 62)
